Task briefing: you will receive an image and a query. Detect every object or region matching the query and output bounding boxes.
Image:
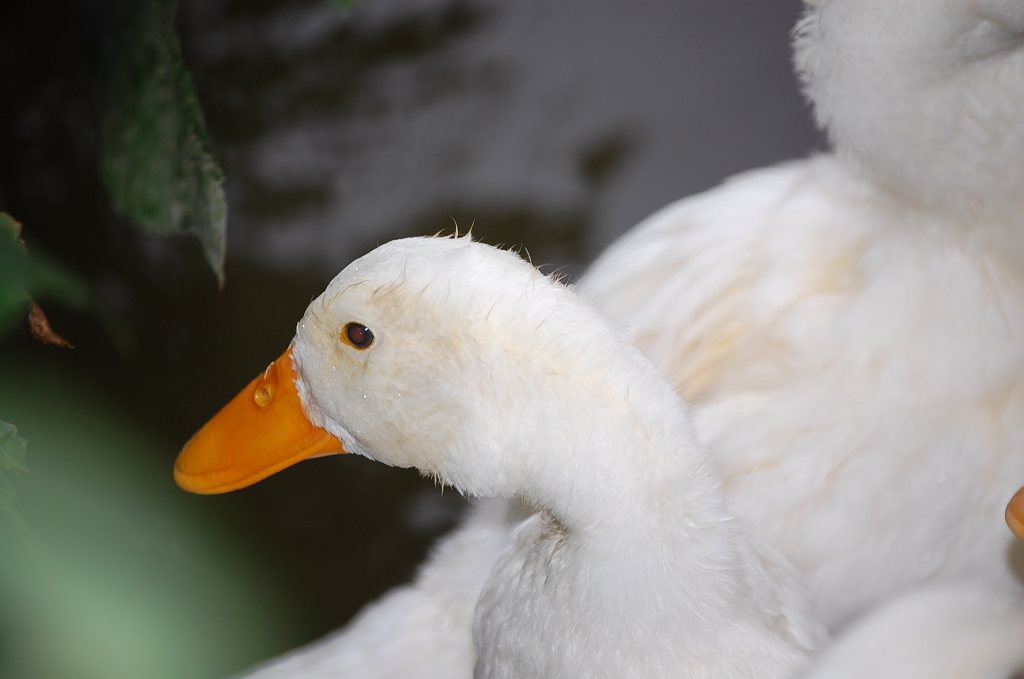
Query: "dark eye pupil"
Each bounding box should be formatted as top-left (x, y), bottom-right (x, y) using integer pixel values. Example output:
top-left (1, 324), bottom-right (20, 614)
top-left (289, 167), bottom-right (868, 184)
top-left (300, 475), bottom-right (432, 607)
top-left (345, 323), bottom-right (373, 348)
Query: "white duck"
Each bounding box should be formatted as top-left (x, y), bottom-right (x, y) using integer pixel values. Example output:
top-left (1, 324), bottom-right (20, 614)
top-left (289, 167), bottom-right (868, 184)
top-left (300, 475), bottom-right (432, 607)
top-left (175, 236), bottom-right (825, 678)
top-left (184, 0), bottom-right (1024, 675)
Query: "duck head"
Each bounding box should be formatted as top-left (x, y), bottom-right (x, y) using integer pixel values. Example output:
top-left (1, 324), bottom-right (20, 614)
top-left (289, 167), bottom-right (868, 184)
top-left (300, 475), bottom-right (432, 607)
top-left (175, 236), bottom-right (658, 505)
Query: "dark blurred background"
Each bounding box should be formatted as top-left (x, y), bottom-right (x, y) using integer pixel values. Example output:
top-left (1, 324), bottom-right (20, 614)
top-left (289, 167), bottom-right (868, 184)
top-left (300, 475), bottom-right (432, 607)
top-left (0, 0), bottom-right (820, 676)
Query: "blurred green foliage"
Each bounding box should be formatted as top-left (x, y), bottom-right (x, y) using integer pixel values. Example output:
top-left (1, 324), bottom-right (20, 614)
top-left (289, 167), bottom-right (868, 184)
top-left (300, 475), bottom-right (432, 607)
top-left (0, 1), bottom-right (276, 674)
top-left (0, 359), bottom-right (292, 678)
top-left (1, 212), bottom-right (89, 529)
top-left (3, 0), bottom-right (228, 522)
top-left (0, 0), bottom-right (372, 673)
top-left (96, 0), bottom-right (228, 285)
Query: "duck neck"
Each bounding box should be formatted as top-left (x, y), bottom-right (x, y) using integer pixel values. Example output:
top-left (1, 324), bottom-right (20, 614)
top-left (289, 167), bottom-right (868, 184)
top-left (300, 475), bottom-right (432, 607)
top-left (514, 357), bottom-right (740, 582)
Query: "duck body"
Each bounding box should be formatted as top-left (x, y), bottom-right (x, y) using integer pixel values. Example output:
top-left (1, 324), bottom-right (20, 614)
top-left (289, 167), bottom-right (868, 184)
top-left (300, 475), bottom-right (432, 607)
top-left (586, 0), bottom-right (1024, 624)
top-left (584, 153), bottom-right (1024, 625)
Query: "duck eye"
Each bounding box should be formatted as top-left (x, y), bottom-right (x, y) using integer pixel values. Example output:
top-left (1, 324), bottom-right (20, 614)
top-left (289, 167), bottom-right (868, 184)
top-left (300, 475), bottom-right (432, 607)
top-left (341, 322), bottom-right (374, 349)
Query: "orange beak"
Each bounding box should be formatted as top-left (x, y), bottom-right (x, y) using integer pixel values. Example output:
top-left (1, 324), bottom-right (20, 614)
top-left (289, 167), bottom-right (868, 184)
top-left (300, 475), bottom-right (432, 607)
top-left (1008, 487), bottom-right (1024, 542)
top-left (174, 347), bottom-right (345, 494)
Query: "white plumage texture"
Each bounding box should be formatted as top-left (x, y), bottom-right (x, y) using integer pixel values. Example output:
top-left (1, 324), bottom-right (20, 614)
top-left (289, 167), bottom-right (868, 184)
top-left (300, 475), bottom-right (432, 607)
top-left (584, 154), bottom-right (1024, 626)
top-left (242, 0), bottom-right (1024, 675)
top-left (802, 583), bottom-right (1024, 679)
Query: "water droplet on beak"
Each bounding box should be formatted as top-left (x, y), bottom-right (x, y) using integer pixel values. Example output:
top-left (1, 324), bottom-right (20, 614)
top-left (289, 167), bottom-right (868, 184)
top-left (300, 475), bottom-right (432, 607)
top-left (253, 385), bottom-right (273, 407)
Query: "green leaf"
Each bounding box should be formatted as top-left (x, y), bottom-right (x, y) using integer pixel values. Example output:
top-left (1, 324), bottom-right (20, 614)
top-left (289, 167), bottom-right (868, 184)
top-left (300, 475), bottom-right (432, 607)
top-left (96, 0), bottom-right (227, 285)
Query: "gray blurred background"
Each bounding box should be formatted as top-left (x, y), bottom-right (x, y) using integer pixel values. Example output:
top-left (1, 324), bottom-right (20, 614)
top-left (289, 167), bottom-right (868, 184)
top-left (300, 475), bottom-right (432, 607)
top-left (0, 0), bottom-right (821, 675)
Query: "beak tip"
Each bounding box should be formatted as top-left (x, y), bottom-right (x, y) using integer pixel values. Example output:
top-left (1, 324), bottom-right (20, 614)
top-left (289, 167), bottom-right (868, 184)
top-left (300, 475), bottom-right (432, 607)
top-left (172, 347), bottom-right (346, 495)
top-left (173, 465), bottom-right (189, 490)
top-left (173, 448), bottom-right (226, 495)
top-left (173, 458), bottom-right (203, 494)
